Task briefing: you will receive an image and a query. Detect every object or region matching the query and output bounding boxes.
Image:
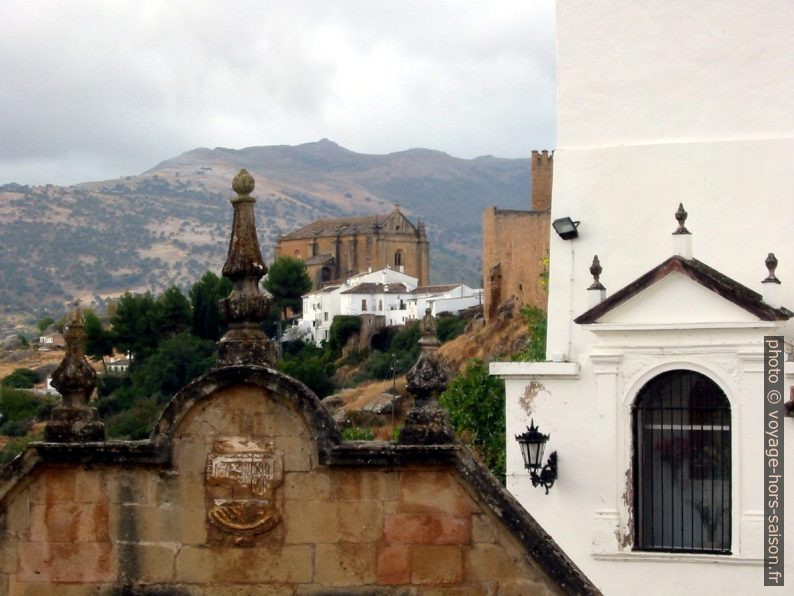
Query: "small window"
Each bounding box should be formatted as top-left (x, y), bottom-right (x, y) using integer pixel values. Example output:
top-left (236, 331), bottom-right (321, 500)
top-left (324, 312), bottom-right (328, 321)
top-left (394, 251), bottom-right (403, 268)
top-left (361, 299), bottom-right (367, 311)
top-left (633, 370), bottom-right (731, 554)
top-left (378, 300), bottom-right (383, 311)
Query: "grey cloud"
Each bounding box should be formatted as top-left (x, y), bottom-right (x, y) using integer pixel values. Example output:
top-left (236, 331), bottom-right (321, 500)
top-left (0, 0), bottom-right (555, 185)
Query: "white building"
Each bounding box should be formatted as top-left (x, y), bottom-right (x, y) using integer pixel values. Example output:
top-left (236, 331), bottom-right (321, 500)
top-left (492, 2), bottom-right (794, 594)
top-left (406, 284), bottom-right (483, 321)
top-left (298, 267), bottom-right (482, 345)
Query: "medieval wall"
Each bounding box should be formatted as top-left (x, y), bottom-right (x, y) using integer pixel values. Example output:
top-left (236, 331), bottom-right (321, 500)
top-left (0, 381), bottom-right (563, 595)
top-left (482, 151), bottom-right (551, 322)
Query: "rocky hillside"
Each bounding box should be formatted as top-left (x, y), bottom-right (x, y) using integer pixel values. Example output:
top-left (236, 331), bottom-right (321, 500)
top-left (0, 140), bottom-right (531, 330)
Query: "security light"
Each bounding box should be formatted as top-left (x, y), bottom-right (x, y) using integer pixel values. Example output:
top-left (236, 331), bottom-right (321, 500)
top-left (552, 217), bottom-right (580, 240)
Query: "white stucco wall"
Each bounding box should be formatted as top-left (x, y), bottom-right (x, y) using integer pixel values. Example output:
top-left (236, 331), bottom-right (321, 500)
top-left (496, 2), bottom-right (794, 594)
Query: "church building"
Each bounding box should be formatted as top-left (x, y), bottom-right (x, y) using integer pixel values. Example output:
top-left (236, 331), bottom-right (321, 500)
top-left (274, 207), bottom-right (430, 290)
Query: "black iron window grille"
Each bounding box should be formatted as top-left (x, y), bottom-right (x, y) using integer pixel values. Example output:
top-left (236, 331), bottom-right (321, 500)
top-left (633, 370), bottom-right (731, 554)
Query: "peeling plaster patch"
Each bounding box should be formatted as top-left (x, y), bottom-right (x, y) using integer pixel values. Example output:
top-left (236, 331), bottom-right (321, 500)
top-left (619, 467), bottom-right (633, 549)
top-left (518, 381), bottom-right (545, 416)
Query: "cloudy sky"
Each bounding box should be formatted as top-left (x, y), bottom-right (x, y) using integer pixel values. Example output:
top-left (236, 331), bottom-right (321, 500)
top-left (0, 1), bottom-right (555, 185)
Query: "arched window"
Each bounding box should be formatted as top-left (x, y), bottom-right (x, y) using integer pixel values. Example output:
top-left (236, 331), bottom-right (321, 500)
top-left (633, 370), bottom-right (731, 553)
top-left (394, 250), bottom-right (402, 268)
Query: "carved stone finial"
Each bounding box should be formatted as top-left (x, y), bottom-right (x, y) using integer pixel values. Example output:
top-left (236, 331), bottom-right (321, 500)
top-left (588, 255), bottom-right (605, 291)
top-left (399, 310), bottom-right (454, 445)
top-left (217, 170), bottom-right (275, 366)
top-left (763, 253), bottom-right (781, 284)
top-left (418, 307), bottom-right (440, 350)
top-left (673, 203), bottom-right (690, 235)
top-left (45, 302), bottom-right (104, 442)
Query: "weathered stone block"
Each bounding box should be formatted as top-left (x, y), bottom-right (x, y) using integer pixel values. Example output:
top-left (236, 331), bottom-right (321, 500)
top-left (276, 433), bottom-right (314, 471)
top-left (377, 543), bottom-right (410, 585)
top-left (18, 542), bottom-right (116, 583)
top-left (122, 543), bottom-right (178, 583)
top-left (464, 543), bottom-right (535, 583)
top-left (384, 513), bottom-right (470, 545)
top-left (331, 469), bottom-right (400, 501)
top-left (470, 514), bottom-right (497, 544)
top-left (284, 500), bottom-right (384, 544)
top-left (315, 542), bottom-right (377, 586)
top-left (172, 439), bottom-right (209, 473)
top-left (176, 544), bottom-right (312, 584)
top-left (398, 471), bottom-right (478, 517)
top-left (283, 471), bottom-right (331, 501)
top-left (0, 540), bottom-right (17, 574)
top-left (29, 501), bottom-right (109, 543)
top-left (5, 489), bottom-right (29, 536)
top-left (107, 471), bottom-right (152, 505)
top-left (498, 578), bottom-right (555, 596)
top-left (410, 545), bottom-right (463, 584)
top-left (418, 584), bottom-right (497, 596)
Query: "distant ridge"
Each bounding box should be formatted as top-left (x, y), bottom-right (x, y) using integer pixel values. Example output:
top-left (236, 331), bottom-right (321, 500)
top-left (0, 140), bottom-right (531, 327)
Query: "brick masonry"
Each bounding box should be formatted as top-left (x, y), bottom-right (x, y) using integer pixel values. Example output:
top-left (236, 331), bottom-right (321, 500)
top-left (0, 366), bottom-right (597, 595)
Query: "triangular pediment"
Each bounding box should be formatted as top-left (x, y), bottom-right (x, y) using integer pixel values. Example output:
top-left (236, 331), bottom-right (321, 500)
top-left (575, 256), bottom-right (791, 325)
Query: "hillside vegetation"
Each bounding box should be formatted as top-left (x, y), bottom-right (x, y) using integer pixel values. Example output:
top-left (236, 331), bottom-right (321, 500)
top-left (0, 140), bottom-right (530, 333)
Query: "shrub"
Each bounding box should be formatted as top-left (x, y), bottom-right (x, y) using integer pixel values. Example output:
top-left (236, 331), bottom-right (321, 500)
top-left (514, 306), bottom-right (547, 362)
top-left (0, 386), bottom-right (40, 422)
top-left (328, 316), bottom-right (361, 355)
top-left (1, 368), bottom-right (38, 389)
top-left (440, 359), bottom-right (506, 482)
top-left (105, 398), bottom-right (161, 440)
top-left (437, 314), bottom-right (466, 343)
top-left (341, 427), bottom-right (375, 441)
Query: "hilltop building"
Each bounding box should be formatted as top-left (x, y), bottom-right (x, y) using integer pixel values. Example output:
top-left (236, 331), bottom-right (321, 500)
top-left (482, 149), bottom-right (552, 322)
top-left (492, 2), bottom-right (794, 594)
top-left (274, 207), bottom-right (430, 290)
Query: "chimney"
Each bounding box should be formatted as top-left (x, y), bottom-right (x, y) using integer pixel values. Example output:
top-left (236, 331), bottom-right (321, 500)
top-left (672, 203), bottom-right (692, 259)
top-left (531, 149), bottom-right (553, 211)
top-left (762, 253), bottom-right (783, 308)
top-left (587, 255), bottom-right (606, 307)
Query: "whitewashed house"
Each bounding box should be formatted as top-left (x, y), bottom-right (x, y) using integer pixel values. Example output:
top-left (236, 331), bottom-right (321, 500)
top-left (298, 267), bottom-right (483, 345)
top-left (491, 2), bottom-right (794, 594)
top-left (406, 284), bottom-right (483, 321)
top-left (298, 267), bottom-right (418, 345)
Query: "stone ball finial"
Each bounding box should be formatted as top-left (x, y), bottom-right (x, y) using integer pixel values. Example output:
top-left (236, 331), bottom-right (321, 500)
top-left (673, 203), bottom-right (690, 235)
top-left (232, 169), bottom-right (255, 196)
top-left (763, 252), bottom-right (781, 284)
top-left (588, 255), bottom-right (605, 290)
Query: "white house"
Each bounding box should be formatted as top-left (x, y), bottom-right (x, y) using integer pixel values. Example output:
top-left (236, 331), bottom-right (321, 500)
top-left (406, 284), bottom-right (483, 321)
top-left (491, 2), bottom-right (794, 594)
top-left (298, 267), bottom-right (483, 345)
top-left (298, 267), bottom-right (419, 345)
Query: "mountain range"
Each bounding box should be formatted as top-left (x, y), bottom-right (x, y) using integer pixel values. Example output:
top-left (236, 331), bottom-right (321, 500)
top-left (0, 139), bottom-right (531, 329)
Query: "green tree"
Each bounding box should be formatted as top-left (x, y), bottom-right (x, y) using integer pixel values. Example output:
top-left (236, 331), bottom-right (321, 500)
top-left (263, 257), bottom-right (312, 320)
top-left (190, 272), bottom-right (232, 341)
top-left (155, 286), bottom-right (192, 338)
top-left (36, 316), bottom-right (55, 333)
top-left (130, 333), bottom-right (216, 402)
top-left (84, 310), bottom-right (114, 371)
top-left (276, 346), bottom-right (336, 398)
top-left (1, 368), bottom-right (38, 389)
top-left (440, 360), bottom-right (506, 481)
top-left (110, 292), bottom-right (160, 360)
top-left (328, 315), bottom-right (362, 355)
top-left (513, 306), bottom-right (547, 362)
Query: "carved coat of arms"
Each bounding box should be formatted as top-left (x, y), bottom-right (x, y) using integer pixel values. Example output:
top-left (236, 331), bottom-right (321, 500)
top-left (205, 437), bottom-right (284, 546)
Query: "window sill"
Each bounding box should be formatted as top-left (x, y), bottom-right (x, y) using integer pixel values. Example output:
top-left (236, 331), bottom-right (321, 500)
top-left (592, 551), bottom-right (761, 566)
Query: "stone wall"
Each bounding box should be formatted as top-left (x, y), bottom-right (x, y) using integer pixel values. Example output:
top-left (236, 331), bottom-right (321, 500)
top-left (482, 209), bottom-right (549, 322)
top-left (0, 366), bottom-right (597, 595)
top-left (482, 151), bottom-right (552, 322)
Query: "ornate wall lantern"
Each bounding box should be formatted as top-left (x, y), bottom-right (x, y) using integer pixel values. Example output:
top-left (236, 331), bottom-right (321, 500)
top-left (515, 420), bottom-right (558, 494)
top-left (552, 217), bottom-right (580, 240)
